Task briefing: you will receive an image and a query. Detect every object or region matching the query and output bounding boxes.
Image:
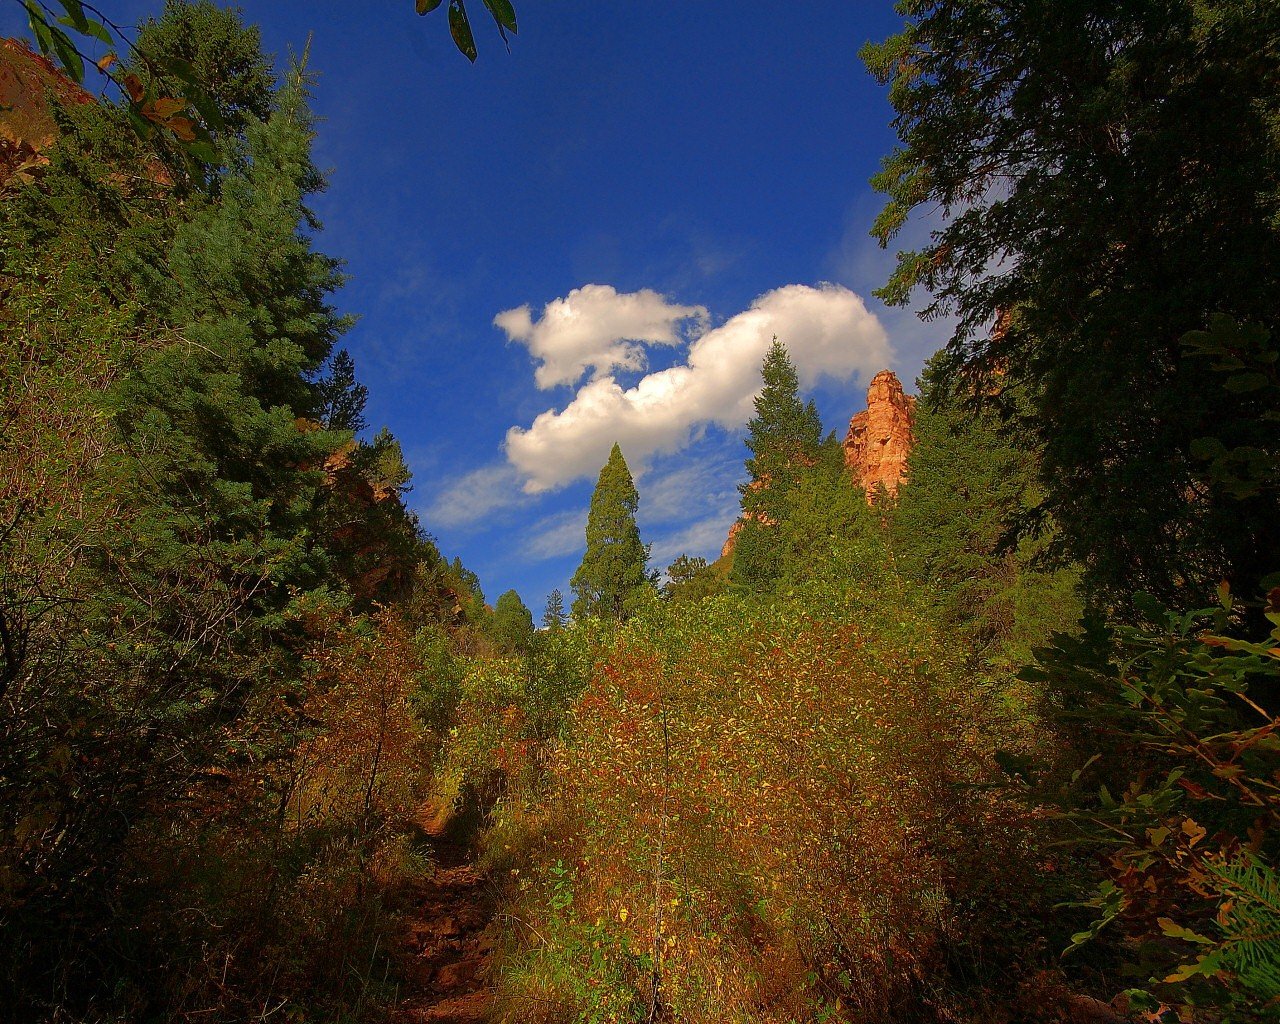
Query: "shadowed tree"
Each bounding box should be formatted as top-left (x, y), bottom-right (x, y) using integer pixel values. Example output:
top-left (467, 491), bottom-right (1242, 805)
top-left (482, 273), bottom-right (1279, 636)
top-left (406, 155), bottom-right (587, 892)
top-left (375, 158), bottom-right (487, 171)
top-left (863, 0), bottom-right (1280, 607)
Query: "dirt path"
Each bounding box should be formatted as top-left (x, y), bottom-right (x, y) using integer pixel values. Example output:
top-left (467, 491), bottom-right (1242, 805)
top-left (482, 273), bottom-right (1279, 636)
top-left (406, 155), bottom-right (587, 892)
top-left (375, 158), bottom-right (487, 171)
top-left (393, 809), bottom-right (499, 1024)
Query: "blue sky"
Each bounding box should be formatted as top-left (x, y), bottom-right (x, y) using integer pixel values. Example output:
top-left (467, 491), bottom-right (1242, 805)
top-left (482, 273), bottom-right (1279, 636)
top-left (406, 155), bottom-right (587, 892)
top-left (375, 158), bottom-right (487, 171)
top-left (6, 2), bottom-right (951, 614)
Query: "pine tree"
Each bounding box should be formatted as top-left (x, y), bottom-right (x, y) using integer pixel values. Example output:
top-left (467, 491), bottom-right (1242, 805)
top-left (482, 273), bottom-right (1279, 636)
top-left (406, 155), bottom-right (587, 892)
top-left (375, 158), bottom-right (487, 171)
top-left (730, 339), bottom-right (823, 591)
top-left (542, 588), bottom-right (566, 630)
top-left (662, 554), bottom-right (724, 604)
top-left (570, 443), bottom-right (651, 621)
top-left (863, 2), bottom-right (1280, 606)
top-left (318, 348), bottom-right (369, 433)
top-left (115, 60), bottom-right (351, 612)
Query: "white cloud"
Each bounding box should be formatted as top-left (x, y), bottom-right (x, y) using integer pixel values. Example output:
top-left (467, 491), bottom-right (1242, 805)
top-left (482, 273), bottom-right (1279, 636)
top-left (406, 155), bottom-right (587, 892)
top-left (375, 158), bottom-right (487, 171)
top-left (522, 509), bottom-right (588, 561)
top-left (505, 283), bottom-right (889, 493)
top-left (495, 284), bottom-right (709, 389)
top-left (423, 463), bottom-right (526, 528)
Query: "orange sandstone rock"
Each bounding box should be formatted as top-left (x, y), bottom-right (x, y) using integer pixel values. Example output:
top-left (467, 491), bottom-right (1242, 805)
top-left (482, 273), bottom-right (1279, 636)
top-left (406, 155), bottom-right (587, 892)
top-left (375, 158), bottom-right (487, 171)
top-left (843, 370), bottom-right (916, 499)
top-left (722, 369), bottom-right (917, 555)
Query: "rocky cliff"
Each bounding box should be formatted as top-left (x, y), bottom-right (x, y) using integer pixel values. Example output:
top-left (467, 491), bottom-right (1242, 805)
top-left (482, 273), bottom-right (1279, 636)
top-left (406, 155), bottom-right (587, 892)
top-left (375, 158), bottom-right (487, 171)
top-left (843, 369), bottom-right (915, 499)
top-left (720, 369), bottom-right (916, 559)
top-left (0, 38), bottom-right (95, 191)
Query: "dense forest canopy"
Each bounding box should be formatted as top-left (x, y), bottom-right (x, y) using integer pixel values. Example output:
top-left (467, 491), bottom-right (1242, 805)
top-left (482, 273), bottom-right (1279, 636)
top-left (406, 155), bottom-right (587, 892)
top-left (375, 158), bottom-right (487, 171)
top-left (1, 2), bottom-right (1277, 1023)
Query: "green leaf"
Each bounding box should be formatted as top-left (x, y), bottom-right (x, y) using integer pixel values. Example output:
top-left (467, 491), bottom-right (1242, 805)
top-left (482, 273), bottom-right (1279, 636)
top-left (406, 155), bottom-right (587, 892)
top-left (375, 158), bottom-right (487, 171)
top-left (184, 140), bottom-right (221, 164)
top-left (484, 0), bottom-right (517, 33)
top-left (54, 0), bottom-right (87, 30)
top-left (1163, 951), bottom-right (1226, 983)
top-left (417, 0), bottom-right (445, 11)
top-left (24, 2), bottom-right (55, 58)
top-left (448, 0), bottom-right (478, 61)
top-left (80, 18), bottom-right (112, 47)
top-left (124, 102), bottom-right (154, 140)
top-left (47, 22), bottom-right (85, 83)
top-left (162, 55), bottom-right (201, 86)
top-left (1190, 436), bottom-right (1227, 460)
top-left (1157, 917), bottom-right (1214, 945)
top-left (183, 87), bottom-right (227, 134)
top-left (54, 1), bottom-right (112, 47)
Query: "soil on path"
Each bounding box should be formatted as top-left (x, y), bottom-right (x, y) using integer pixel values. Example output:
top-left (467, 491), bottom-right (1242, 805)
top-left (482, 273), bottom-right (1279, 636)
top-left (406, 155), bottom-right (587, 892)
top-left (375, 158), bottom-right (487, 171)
top-left (392, 807), bottom-right (500, 1024)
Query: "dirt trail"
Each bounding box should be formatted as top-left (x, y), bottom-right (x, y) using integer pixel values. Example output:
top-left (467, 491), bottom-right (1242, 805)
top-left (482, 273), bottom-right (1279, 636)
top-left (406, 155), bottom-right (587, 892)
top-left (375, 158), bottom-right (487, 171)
top-left (393, 808), bottom-right (499, 1024)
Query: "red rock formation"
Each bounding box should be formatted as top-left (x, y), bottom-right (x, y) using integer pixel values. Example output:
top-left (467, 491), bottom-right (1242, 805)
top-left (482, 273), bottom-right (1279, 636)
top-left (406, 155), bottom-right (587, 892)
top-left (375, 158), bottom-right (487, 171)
top-left (843, 370), bottom-right (916, 499)
top-left (0, 38), bottom-right (95, 191)
top-left (720, 369), bottom-right (916, 557)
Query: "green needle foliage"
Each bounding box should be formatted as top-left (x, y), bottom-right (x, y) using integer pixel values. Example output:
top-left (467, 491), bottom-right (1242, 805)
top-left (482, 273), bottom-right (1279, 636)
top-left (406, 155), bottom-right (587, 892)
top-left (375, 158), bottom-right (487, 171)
top-left (730, 339), bottom-right (823, 592)
top-left (570, 443), bottom-right (651, 622)
top-left (541, 588), bottom-right (567, 631)
top-left (891, 355), bottom-right (1080, 667)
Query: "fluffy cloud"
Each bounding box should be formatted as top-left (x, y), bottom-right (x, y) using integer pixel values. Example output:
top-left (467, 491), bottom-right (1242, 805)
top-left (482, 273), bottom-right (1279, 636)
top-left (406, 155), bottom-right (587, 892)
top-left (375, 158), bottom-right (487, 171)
top-left (495, 284), bottom-right (708, 389)
top-left (505, 283), bottom-right (889, 492)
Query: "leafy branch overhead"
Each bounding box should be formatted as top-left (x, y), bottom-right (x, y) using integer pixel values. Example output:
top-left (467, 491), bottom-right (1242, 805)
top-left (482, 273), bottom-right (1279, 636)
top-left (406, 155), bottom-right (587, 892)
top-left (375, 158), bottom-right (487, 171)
top-left (19, 0), bottom-right (223, 161)
top-left (417, 0), bottom-right (517, 62)
top-left (17, 0), bottom-right (517, 161)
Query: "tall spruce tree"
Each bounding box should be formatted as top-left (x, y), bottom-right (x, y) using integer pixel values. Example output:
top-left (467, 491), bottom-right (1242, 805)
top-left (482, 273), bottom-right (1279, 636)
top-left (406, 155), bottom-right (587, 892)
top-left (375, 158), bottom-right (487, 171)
top-left (318, 349), bottom-right (369, 433)
top-left (0, 18), bottom-right (363, 1015)
top-left (730, 339), bottom-right (823, 591)
top-left (570, 444), bottom-right (650, 621)
top-left (541, 588), bottom-right (567, 630)
top-left (118, 60), bottom-right (350, 612)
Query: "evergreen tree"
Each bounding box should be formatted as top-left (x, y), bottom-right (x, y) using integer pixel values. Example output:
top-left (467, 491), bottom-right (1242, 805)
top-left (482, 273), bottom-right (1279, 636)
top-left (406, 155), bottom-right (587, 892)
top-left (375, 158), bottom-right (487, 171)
top-left (491, 589), bottom-right (535, 655)
top-left (662, 554), bottom-right (725, 605)
top-left (730, 339), bottom-right (823, 591)
top-left (570, 444), bottom-right (651, 621)
top-left (542, 588), bottom-right (567, 630)
top-left (318, 348), bottom-right (369, 433)
top-left (116, 60), bottom-right (352, 611)
top-left (864, 2), bottom-right (1280, 607)
top-left (136, 0), bottom-right (276, 142)
top-left (0, 20), bottom-right (370, 1016)
top-left (890, 355), bottom-right (1080, 666)
top-left (773, 434), bottom-right (874, 585)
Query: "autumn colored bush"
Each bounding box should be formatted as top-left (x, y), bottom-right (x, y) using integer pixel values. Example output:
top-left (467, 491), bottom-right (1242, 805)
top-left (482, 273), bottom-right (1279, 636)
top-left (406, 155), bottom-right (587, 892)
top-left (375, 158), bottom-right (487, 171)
top-left (1028, 584), bottom-right (1280, 1021)
top-left (442, 536), bottom-right (1064, 1024)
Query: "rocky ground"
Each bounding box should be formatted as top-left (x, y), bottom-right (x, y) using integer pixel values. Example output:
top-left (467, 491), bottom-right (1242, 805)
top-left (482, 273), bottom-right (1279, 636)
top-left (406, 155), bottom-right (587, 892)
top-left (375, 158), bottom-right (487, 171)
top-left (393, 809), bottom-right (499, 1024)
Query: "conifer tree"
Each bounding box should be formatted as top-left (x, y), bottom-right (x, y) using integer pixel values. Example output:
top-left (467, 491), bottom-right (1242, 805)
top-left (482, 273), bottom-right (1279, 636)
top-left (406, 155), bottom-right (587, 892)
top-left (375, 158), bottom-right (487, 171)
top-left (731, 339), bottom-right (823, 591)
top-left (864, 2), bottom-right (1280, 606)
top-left (570, 444), bottom-right (651, 621)
top-left (542, 588), bottom-right (567, 630)
top-left (662, 554), bottom-right (724, 604)
top-left (116, 61), bottom-right (350, 612)
top-left (319, 349), bottom-right (369, 433)
top-left (890, 355), bottom-right (1080, 665)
